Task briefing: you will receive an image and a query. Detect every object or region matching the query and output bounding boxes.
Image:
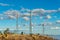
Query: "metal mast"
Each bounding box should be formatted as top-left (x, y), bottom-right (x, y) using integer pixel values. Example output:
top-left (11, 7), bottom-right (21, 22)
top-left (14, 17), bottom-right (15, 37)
top-left (42, 24), bottom-right (45, 35)
top-left (16, 13), bottom-right (18, 33)
top-left (30, 10), bottom-right (32, 35)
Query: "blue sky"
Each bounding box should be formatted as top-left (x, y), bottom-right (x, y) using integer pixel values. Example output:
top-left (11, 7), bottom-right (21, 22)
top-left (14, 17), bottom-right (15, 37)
top-left (0, 0), bottom-right (60, 35)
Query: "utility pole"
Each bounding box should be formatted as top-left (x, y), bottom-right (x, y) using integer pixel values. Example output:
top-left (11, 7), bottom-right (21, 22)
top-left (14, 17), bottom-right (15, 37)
top-left (30, 10), bottom-right (32, 36)
top-left (16, 13), bottom-right (18, 33)
top-left (42, 24), bottom-right (45, 35)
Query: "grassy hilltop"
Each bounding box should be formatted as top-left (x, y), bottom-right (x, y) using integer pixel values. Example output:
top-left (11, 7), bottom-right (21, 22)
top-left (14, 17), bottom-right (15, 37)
top-left (0, 28), bottom-right (55, 40)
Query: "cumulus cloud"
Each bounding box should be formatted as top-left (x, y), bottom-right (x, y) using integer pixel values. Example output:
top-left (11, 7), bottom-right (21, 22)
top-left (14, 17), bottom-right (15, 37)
top-left (20, 8), bottom-right (60, 17)
top-left (31, 8), bottom-right (58, 16)
top-left (45, 10), bottom-right (57, 13)
top-left (32, 9), bottom-right (45, 14)
top-left (56, 20), bottom-right (60, 23)
top-left (4, 10), bottom-right (20, 19)
top-left (0, 10), bottom-right (21, 20)
top-left (23, 17), bottom-right (29, 21)
top-left (51, 27), bottom-right (60, 30)
top-left (0, 3), bottom-right (10, 6)
top-left (0, 9), bottom-right (30, 20)
top-left (22, 13), bottom-right (36, 17)
top-left (20, 7), bottom-right (30, 12)
top-left (46, 15), bottom-right (51, 19)
top-left (22, 13), bottom-right (30, 17)
top-left (16, 7), bottom-right (60, 14)
top-left (0, 8), bottom-right (60, 20)
top-left (8, 15), bottom-right (16, 19)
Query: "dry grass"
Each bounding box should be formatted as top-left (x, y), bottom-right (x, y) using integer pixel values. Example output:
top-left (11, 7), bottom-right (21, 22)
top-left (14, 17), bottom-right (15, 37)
top-left (0, 34), bottom-right (55, 40)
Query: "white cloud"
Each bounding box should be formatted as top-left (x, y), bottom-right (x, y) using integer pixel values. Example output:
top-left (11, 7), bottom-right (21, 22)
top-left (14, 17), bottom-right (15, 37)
top-left (8, 15), bottom-right (16, 19)
top-left (51, 27), bottom-right (60, 30)
top-left (22, 13), bottom-right (36, 17)
top-left (19, 7), bottom-right (60, 14)
top-left (46, 15), bottom-right (51, 19)
top-left (32, 9), bottom-right (45, 14)
top-left (23, 13), bottom-right (30, 16)
top-left (43, 15), bottom-right (52, 19)
top-left (56, 20), bottom-right (60, 23)
top-left (0, 3), bottom-right (9, 6)
top-left (0, 8), bottom-right (60, 20)
top-left (5, 10), bottom-right (20, 15)
top-left (4, 10), bottom-right (20, 19)
top-left (23, 17), bottom-right (29, 21)
top-left (31, 8), bottom-right (58, 16)
top-left (45, 10), bottom-right (57, 13)
top-left (20, 8), bottom-right (59, 17)
top-left (20, 7), bottom-right (30, 12)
